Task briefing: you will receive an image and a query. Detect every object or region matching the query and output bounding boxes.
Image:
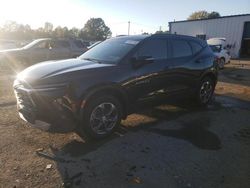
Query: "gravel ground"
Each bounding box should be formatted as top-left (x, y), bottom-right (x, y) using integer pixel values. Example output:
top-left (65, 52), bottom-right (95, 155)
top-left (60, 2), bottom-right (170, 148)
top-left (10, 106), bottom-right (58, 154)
top-left (0, 60), bottom-right (250, 188)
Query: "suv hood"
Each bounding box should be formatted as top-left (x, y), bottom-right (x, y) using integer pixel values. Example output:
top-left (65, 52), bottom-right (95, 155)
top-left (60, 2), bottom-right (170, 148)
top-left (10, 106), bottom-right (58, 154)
top-left (17, 58), bottom-right (114, 83)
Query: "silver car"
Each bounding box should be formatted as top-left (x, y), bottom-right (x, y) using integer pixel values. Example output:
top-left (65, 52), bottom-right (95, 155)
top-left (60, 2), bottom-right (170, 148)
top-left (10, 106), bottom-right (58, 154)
top-left (0, 38), bottom-right (88, 66)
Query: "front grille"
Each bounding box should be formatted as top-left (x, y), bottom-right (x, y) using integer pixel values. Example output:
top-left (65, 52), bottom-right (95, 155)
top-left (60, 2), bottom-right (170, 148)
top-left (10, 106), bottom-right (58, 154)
top-left (14, 83), bottom-right (35, 112)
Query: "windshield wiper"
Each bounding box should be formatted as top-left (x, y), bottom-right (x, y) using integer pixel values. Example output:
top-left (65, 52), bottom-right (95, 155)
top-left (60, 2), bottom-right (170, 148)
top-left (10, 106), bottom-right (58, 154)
top-left (82, 58), bottom-right (101, 64)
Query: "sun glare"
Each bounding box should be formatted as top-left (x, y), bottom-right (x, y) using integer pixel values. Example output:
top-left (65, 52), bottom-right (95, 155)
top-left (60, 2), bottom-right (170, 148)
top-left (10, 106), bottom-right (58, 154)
top-left (0, 0), bottom-right (89, 29)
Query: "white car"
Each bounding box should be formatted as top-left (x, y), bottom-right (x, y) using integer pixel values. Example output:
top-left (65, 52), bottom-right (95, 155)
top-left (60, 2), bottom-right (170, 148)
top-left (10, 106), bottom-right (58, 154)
top-left (207, 38), bottom-right (231, 69)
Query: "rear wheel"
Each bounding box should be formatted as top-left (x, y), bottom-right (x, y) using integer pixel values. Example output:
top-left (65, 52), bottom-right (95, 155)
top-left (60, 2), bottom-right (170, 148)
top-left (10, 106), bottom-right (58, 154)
top-left (196, 77), bottom-right (215, 106)
top-left (77, 95), bottom-right (122, 139)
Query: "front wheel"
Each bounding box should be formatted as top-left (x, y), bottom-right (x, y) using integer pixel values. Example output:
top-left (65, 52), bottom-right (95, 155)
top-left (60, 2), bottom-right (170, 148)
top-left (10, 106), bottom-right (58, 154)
top-left (196, 77), bottom-right (215, 106)
top-left (77, 95), bottom-right (122, 139)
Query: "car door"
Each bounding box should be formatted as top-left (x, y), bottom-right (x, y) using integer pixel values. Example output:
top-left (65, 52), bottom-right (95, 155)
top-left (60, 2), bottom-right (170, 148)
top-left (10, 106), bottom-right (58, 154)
top-left (29, 40), bottom-right (50, 63)
top-left (168, 39), bottom-right (203, 92)
top-left (49, 40), bottom-right (71, 60)
top-left (129, 38), bottom-right (174, 99)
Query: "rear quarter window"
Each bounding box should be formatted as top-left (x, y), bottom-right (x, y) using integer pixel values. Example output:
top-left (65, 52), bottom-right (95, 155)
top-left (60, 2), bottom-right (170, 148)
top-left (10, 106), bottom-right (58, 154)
top-left (189, 41), bottom-right (203, 54)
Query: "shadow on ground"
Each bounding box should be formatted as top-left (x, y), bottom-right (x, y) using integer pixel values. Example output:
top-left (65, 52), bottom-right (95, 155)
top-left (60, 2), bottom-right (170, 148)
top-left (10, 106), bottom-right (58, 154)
top-left (35, 94), bottom-right (250, 187)
top-left (220, 67), bottom-right (250, 87)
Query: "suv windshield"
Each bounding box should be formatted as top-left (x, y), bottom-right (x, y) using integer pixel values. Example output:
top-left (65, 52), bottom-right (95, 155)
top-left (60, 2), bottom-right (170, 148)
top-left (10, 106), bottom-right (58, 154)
top-left (79, 38), bottom-right (140, 64)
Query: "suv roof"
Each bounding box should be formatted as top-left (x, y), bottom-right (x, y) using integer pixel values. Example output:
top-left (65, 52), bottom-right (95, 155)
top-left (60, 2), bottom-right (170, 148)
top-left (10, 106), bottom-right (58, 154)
top-left (116, 34), bottom-right (207, 47)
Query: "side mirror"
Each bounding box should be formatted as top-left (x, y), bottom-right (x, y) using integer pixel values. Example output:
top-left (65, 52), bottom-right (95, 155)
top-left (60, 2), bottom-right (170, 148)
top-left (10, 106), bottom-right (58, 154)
top-left (131, 56), bottom-right (154, 68)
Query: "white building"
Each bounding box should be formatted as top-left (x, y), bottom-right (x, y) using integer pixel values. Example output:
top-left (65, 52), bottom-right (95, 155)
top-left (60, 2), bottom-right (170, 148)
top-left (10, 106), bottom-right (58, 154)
top-left (169, 14), bottom-right (250, 58)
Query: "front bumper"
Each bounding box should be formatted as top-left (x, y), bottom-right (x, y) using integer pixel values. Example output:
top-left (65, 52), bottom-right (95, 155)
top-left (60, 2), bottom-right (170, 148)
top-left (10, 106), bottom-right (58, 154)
top-left (14, 85), bottom-right (76, 133)
top-left (19, 112), bottom-right (51, 131)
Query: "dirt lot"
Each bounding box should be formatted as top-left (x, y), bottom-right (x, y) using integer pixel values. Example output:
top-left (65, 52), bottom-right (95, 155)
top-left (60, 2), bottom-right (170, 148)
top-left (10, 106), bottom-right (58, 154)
top-left (0, 60), bottom-right (250, 188)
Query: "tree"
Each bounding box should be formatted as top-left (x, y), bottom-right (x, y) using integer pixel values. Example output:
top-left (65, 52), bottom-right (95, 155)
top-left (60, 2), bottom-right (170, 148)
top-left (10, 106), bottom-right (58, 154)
top-left (68, 27), bottom-right (80, 38)
top-left (53, 26), bottom-right (63, 38)
top-left (0, 19), bottom-right (111, 41)
top-left (2, 21), bottom-right (19, 32)
top-left (62, 27), bottom-right (69, 37)
top-left (81, 18), bottom-right (111, 40)
top-left (188, 11), bottom-right (220, 20)
top-left (208, 11), bottom-right (221, 19)
top-left (188, 11), bottom-right (209, 20)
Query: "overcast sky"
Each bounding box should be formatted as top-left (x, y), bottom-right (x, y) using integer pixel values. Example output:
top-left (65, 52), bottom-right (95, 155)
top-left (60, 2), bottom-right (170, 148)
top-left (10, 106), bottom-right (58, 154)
top-left (0, 0), bottom-right (249, 36)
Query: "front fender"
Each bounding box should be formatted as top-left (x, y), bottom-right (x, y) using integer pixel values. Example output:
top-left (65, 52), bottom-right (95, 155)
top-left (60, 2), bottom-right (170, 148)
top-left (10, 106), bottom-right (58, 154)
top-left (78, 83), bottom-right (129, 120)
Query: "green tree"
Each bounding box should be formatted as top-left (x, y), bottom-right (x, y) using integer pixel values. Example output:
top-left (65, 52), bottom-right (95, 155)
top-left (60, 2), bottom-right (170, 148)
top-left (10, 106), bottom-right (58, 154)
top-left (62, 27), bottom-right (69, 37)
top-left (208, 11), bottom-right (221, 19)
top-left (53, 26), bottom-right (63, 38)
top-left (188, 11), bottom-right (220, 20)
top-left (188, 11), bottom-right (209, 20)
top-left (68, 27), bottom-right (80, 38)
top-left (81, 18), bottom-right (111, 40)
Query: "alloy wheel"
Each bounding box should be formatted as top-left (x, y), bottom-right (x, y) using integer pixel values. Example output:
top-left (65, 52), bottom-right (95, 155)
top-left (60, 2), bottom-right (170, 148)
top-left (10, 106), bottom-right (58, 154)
top-left (199, 81), bottom-right (213, 104)
top-left (89, 102), bottom-right (118, 135)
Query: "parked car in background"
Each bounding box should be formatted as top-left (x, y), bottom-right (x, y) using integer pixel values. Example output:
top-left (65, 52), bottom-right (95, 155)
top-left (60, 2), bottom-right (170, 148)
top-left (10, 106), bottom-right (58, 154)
top-left (0, 38), bottom-right (88, 67)
top-left (14, 34), bottom-right (218, 139)
top-left (207, 38), bottom-right (231, 69)
top-left (82, 41), bottom-right (91, 48)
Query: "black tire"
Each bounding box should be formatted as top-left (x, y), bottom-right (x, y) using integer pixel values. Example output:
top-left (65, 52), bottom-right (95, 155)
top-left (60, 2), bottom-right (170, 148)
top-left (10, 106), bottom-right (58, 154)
top-left (77, 95), bottom-right (122, 139)
top-left (196, 76), bottom-right (215, 106)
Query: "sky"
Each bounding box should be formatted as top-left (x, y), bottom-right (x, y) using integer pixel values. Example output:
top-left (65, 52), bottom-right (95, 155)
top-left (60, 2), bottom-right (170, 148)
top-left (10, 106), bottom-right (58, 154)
top-left (0, 0), bottom-right (249, 36)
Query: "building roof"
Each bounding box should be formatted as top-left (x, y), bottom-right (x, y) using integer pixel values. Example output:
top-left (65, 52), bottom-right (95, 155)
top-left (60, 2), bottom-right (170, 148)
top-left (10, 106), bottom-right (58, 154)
top-left (169, 13), bottom-right (250, 24)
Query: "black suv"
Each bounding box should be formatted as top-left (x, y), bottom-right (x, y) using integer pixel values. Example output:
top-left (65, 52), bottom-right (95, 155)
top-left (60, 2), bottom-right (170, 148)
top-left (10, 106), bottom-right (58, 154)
top-left (14, 34), bottom-right (217, 139)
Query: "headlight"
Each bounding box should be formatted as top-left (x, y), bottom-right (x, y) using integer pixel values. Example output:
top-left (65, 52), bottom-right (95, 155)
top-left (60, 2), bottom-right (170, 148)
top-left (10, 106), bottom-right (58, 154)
top-left (32, 83), bottom-right (68, 91)
top-left (30, 83), bottom-right (69, 99)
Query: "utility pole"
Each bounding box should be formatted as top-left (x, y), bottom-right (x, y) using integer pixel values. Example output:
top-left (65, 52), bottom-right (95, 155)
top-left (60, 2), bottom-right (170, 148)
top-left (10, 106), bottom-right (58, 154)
top-left (128, 21), bottom-right (130, 35)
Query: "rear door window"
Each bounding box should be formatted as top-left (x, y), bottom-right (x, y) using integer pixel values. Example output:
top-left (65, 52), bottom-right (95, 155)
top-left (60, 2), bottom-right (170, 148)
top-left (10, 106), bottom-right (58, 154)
top-left (136, 39), bottom-right (167, 59)
top-left (51, 41), bottom-right (70, 48)
top-left (35, 41), bottom-right (50, 49)
top-left (171, 40), bottom-right (192, 58)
